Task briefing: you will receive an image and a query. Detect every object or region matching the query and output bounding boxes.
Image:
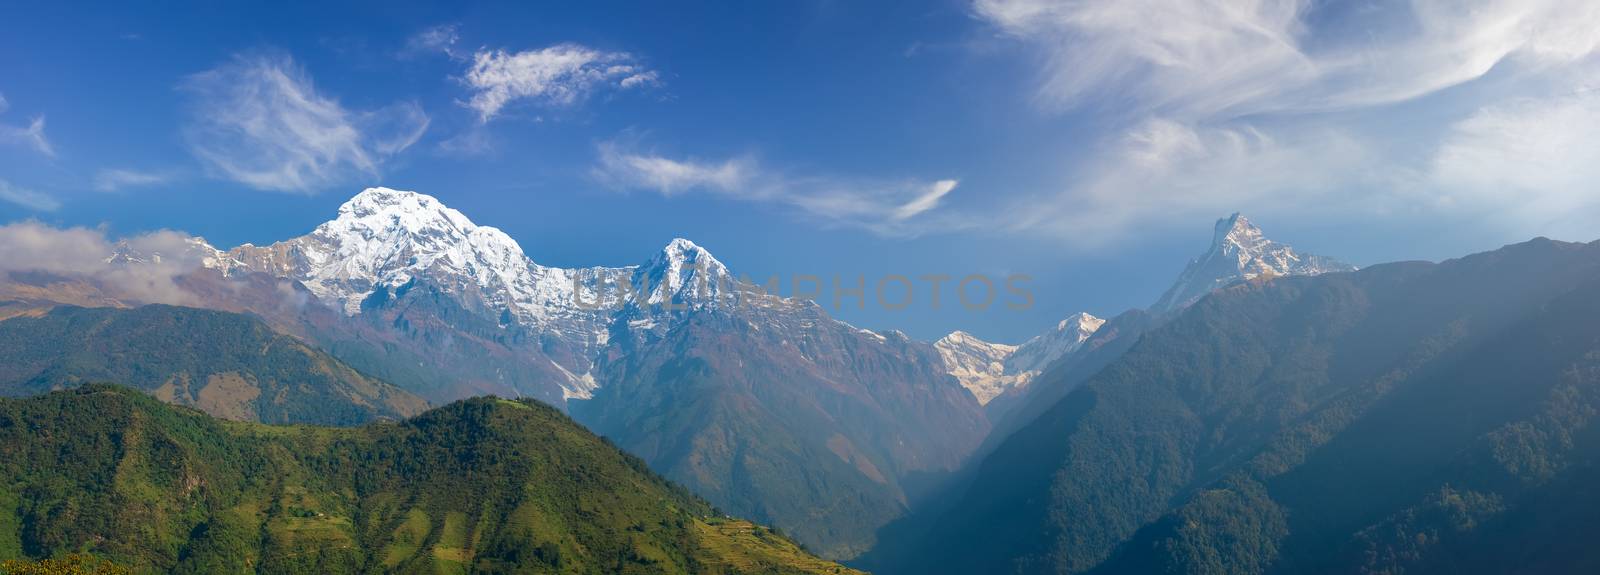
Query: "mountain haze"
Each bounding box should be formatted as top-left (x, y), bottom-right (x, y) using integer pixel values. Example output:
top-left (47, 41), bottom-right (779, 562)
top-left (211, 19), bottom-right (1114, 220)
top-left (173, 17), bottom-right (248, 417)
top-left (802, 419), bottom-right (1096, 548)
top-left (879, 237), bottom-right (1600, 574)
top-left (0, 304), bottom-right (426, 425)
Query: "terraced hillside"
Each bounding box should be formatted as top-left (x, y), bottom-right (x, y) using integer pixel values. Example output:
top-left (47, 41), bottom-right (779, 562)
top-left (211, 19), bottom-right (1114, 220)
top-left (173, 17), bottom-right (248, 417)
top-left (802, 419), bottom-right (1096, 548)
top-left (0, 386), bottom-right (862, 575)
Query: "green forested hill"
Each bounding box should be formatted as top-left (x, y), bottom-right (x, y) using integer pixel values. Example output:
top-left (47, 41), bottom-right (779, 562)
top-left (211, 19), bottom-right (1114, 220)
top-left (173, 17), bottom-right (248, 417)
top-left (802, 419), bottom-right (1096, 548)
top-left (0, 304), bottom-right (428, 426)
top-left (0, 385), bottom-right (860, 575)
top-left (875, 238), bottom-right (1600, 574)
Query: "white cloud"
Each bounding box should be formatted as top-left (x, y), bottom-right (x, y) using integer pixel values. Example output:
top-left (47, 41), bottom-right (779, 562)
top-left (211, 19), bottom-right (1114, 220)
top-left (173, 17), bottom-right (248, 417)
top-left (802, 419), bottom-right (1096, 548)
top-left (594, 141), bottom-right (753, 196)
top-left (892, 180), bottom-right (959, 221)
top-left (593, 141), bottom-right (963, 236)
top-left (975, 0), bottom-right (1600, 117)
top-left (180, 53), bottom-right (429, 193)
top-left (93, 169), bottom-right (170, 192)
top-left (0, 221), bottom-right (204, 305)
top-left (1428, 87), bottom-right (1600, 235)
top-left (464, 44), bottom-right (657, 121)
top-left (0, 178), bottom-right (60, 211)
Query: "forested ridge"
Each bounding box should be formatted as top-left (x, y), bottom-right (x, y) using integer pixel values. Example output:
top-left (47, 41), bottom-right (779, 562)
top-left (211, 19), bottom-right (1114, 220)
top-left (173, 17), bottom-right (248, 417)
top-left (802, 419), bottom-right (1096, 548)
top-left (0, 385), bottom-right (860, 575)
top-left (870, 238), bottom-right (1600, 574)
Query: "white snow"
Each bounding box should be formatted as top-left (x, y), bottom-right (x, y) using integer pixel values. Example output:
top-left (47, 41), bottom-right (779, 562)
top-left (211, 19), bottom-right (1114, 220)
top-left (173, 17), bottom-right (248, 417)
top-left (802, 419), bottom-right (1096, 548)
top-left (934, 314), bottom-right (1103, 405)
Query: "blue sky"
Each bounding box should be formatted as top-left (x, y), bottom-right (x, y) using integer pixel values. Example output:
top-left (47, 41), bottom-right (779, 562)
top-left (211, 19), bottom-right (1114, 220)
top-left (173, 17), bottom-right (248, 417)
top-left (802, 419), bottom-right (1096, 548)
top-left (3, 1), bottom-right (1600, 342)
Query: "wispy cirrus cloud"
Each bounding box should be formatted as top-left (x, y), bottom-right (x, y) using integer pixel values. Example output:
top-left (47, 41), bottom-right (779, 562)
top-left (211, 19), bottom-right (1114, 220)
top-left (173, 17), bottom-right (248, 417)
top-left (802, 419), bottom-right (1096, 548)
top-left (0, 117), bottom-right (52, 157)
top-left (974, 0), bottom-right (1314, 118)
top-left (0, 92), bottom-right (54, 158)
top-left (94, 169), bottom-right (171, 192)
top-left (464, 44), bottom-right (658, 122)
top-left (973, 0), bottom-right (1600, 243)
top-left (594, 141), bottom-right (753, 196)
top-left (180, 53), bottom-right (429, 193)
top-left (976, 0), bottom-right (1600, 117)
top-left (0, 178), bottom-right (61, 212)
top-left (1008, 118), bottom-right (1374, 240)
top-left (594, 141), bottom-right (962, 236)
top-left (892, 179), bottom-right (959, 221)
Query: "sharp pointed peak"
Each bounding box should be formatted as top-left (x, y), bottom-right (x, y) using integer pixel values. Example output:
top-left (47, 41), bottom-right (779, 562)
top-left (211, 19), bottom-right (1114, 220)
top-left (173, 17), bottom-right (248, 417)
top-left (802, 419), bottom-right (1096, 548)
top-left (1211, 212), bottom-right (1261, 245)
top-left (649, 237), bottom-right (726, 271)
top-left (1056, 312), bottom-right (1105, 332)
top-left (1153, 213), bottom-right (1356, 313)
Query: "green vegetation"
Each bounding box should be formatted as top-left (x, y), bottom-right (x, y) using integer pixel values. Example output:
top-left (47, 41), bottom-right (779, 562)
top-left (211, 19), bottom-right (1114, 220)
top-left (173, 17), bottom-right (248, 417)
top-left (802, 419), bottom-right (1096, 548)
top-left (1, 555), bottom-right (130, 575)
top-left (881, 238), bottom-right (1600, 574)
top-left (0, 305), bottom-right (427, 425)
top-left (0, 385), bottom-right (861, 574)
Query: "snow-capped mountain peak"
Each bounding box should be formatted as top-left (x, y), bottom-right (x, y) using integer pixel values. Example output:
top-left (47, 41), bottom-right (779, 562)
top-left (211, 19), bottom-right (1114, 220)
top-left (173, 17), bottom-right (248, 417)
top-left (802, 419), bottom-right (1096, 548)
top-left (335, 187), bottom-right (476, 236)
top-left (935, 331), bottom-right (1020, 405)
top-left (229, 186), bottom-right (564, 318)
top-left (632, 237), bottom-right (733, 308)
top-left (1004, 312), bottom-right (1104, 376)
top-left (1055, 312), bottom-right (1105, 336)
top-left (1151, 213), bottom-right (1356, 313)
top-left (934, 312), bottom-right (1104, 405)
top-left (220, 187), bottom-right (631, 400)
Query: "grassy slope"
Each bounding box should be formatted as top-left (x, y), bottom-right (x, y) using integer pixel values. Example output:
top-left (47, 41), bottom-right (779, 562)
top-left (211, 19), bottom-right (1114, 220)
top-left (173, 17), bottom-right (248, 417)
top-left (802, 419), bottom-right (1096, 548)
top-left (0, 386), bottom-right (862, 575)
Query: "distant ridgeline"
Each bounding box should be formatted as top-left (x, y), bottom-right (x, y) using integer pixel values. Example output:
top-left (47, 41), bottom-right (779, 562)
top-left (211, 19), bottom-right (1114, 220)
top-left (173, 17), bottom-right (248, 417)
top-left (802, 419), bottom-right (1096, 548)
top-left (0, 304), bottom-right (427, 426)
top-left (0, 386), bottom-right (861, 575)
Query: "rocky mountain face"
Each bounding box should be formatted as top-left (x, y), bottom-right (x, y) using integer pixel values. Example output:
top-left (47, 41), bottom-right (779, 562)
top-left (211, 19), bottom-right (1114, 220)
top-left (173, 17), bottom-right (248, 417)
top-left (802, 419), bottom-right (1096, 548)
top-left (935, 313), bottom-right (1104, 408)
top-left (579, 296), bottom-right (987, 559)
top-left (872, 237), bottom-right (1600, 574)
top-left (934, 331), bottom-right (1017, 404)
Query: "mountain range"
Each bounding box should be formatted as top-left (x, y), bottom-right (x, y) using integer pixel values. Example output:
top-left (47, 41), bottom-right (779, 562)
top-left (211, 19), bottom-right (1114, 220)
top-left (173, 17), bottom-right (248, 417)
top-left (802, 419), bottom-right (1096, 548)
top-left (932, 213), bottom-right (1352, 422)
top-left (866, 236), bottom-right (1600, 574)
top-left (2, 186), bottom-right (1593, 574)
top-left (1, 188), bottom-right (992, 558)
top-left (0, 188), bottom-right (1356, 563)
